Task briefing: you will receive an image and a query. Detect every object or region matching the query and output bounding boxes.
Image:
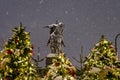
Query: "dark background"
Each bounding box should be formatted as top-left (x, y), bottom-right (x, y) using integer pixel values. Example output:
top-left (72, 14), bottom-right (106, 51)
top-left (0, 0), bottom-right (120, 67)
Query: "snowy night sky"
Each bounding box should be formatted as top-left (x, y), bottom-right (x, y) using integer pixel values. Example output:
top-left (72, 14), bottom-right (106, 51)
top-left (0, 0), bottom-right (120, 67)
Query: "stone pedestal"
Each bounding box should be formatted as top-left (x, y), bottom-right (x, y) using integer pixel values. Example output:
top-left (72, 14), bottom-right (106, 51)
top-left (46, 53), bottom-right (57, 67)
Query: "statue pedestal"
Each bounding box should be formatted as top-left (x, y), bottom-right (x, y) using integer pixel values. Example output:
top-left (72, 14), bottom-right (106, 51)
top-left (46, 53), bottom-right (57, 67)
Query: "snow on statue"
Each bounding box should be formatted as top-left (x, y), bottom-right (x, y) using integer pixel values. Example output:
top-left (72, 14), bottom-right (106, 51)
top-left (44, 20), bottom-right (65, 54)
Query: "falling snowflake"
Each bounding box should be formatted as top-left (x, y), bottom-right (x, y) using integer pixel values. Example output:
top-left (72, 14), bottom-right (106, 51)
top-left (71, 7), bottom-right (75, 10)
top-left (6, 11), bottom-right (9, 15)
top-left (65, 11), bottom-right (68, 14)
top-left (39, 0), bottom-right (44, 5)
top-left (75, 17), bottom-right (79, 21)
top-left (86, 17), bottom-right (89, 21)
top-left (20, 14), bottom-right (24, 17)
top-left (77, 38), bottom-right (80, 41)
top-left (113, 17), bottom-right (117, 21)
top-left (106, 16), bottom-right (111, 21)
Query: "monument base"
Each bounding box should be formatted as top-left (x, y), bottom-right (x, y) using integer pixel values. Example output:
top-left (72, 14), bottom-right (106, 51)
top-left (46, 53), bottom-right (58, 67)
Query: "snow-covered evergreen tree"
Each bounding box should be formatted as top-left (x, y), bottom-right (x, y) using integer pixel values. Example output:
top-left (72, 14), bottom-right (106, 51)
top-left (81, 35), bottom-right (120, 80)
top-left (0, 22), bottom-right (39, 80)
top-left (43, 53), bottom-right (76, 80)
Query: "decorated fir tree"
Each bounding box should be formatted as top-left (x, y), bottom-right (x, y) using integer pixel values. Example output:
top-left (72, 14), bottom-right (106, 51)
top-left (43, 53), bottom-right (76, 80)
top-left (81, 35), bottom-right (120, 80)
top-left (0, 22), bottom-right (39, 80)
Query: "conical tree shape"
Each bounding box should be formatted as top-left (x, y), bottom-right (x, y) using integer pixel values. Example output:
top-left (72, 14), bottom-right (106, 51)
top-left (43, 53), bottom-right (76, 80)
top-left (0, 22), bottom-right (39, 80)
top-left (81, 35), bottom-right (120, 80)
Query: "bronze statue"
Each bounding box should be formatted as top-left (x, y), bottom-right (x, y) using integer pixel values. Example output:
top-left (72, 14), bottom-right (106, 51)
top-left (45, 21), bottom-right (65, 53)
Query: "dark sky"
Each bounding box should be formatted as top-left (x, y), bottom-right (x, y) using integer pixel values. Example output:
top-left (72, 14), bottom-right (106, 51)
top-left (0, 0), bottom-right (120, 67)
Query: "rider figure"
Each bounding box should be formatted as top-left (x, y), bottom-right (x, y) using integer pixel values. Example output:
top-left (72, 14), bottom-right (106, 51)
top-left (45, 21), bottom-right (65, 53)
